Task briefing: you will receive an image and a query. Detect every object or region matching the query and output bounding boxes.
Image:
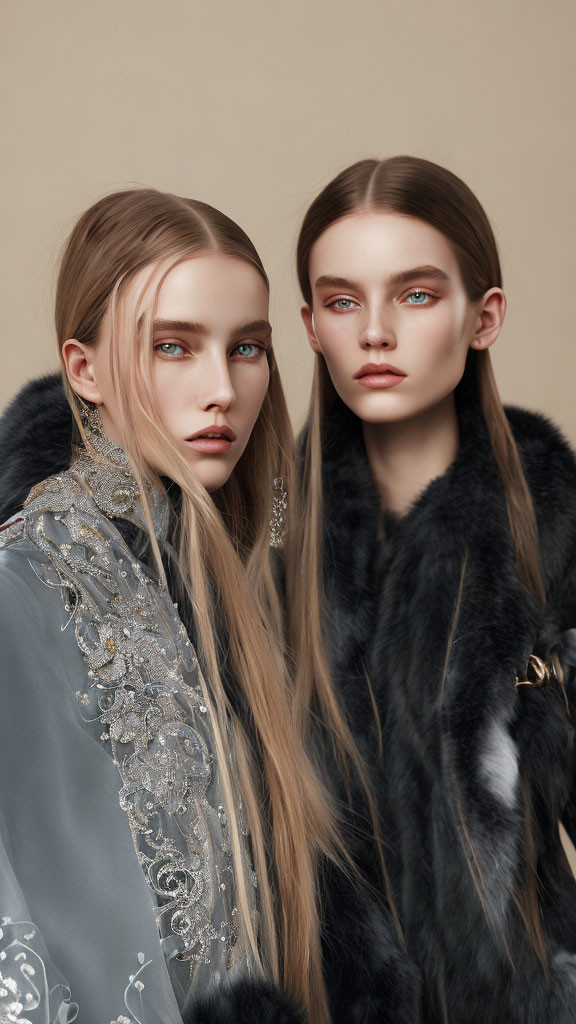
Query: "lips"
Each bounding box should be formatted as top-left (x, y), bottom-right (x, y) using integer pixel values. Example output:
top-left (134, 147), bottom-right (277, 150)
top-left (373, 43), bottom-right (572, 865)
top-left (354, 363), bottom-right (407, 390)
top-left (185, 424), bottom-right (237, 455)
top-left (187, 425), bottom-right (236, 442)
top-left (354, 363), bottom-right (405, 380)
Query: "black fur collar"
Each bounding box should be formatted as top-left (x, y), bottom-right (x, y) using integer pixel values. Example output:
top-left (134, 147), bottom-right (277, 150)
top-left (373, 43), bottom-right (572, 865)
top-left (0, 374), bottom-right (73, 524)
top-left (3, 374), bottom-right (576, 1018)
top-left (319, 381), bottom-right (576, 1000)
top-left (3, 371), bottom-right (574, 544)
top-left (320, 377), bottom-right (576, 641)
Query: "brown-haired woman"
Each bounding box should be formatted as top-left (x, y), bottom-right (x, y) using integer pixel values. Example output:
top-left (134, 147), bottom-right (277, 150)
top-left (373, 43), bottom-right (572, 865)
top-left (291, 156), bottom-right (576, 1022)
top-left (0, 188), bottom-right (342, 1024)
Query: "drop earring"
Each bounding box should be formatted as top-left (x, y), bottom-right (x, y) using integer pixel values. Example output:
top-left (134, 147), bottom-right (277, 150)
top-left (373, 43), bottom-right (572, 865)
top-left (77, 396), bottom-right (105, 442)
top-left (269, 477), bottom-right (288, 549)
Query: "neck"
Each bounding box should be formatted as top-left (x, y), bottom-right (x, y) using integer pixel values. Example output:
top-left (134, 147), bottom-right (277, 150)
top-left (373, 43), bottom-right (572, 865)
top-left (363, 393), bottom-right (459, 516)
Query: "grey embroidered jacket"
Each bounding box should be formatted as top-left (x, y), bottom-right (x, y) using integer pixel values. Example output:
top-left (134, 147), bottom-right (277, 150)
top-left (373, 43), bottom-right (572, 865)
top-left (0, 437), bottom-right (257, 1024)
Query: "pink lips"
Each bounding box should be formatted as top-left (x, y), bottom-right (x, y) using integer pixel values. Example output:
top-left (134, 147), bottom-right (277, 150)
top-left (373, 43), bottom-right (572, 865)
top-left (185, 424), bottom-right (236, 454)
top-left (354, 362), bottom-right (406, 389)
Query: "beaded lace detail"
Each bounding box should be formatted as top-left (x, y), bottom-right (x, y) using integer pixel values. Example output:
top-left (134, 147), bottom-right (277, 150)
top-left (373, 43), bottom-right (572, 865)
top-left (0, 917), bottom-right (78, 1022)
top-left (4, 446), bottom-right (256, 995)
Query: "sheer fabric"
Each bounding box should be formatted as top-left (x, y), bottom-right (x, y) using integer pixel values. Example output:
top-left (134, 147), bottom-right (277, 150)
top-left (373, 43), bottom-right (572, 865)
top-left (0, 446), bottom-right (256, 1023)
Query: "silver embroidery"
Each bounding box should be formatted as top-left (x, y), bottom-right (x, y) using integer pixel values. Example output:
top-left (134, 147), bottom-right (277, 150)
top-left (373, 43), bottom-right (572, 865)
top-left (269, 477), bottom-right (287, 549)
top-left (0, 919), bottom-right (77, 1022)
top-left (0, 516), bottom-right (24, 545)
top-left (2, 451), bottom-right (256, 987)
top-left (110, 953), bottom-right (152, 1024)
top-left (69, 406), bottom-right (169, 538)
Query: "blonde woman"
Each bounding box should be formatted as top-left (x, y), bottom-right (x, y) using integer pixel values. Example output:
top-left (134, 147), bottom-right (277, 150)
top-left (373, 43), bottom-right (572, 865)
top-left (0, 189), bottom-right (340, 1024)
top-left (290, 156), bottom-right (576, 1022)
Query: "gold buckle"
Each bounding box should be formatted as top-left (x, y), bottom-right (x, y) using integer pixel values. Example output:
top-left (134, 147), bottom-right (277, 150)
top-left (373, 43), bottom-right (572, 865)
top-left (515, 654), bottom-right (550, 688)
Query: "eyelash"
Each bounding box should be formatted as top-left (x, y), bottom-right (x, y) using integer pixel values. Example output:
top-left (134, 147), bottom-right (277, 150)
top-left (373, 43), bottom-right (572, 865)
top-left (403, 289), bottom-right (436, 306)
top-left (325, 289), bottom-right (438, 311)
top-left (154, 342), bottom-right (187, 358)
top-left (230, 342), bottom-right (265, 360)
top-left (153, 341), bottom-right (265, 360)
top-left (326, 298), bottom-right (359, 311)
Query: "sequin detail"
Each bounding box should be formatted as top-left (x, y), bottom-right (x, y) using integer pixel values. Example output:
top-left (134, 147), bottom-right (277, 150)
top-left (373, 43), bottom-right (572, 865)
top-left (269, 478), bottom-right (287, 549)
top-left (5, 453), bottom-right (256, 981)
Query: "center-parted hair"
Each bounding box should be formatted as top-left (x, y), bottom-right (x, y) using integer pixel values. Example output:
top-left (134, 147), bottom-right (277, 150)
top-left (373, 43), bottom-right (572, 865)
top-left (55, 187), bottom-right (341, 1023)
top-left (293, 156), bottom-right (548, 968)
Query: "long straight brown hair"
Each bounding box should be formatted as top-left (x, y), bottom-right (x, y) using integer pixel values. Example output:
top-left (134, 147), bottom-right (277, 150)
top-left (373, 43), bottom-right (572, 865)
top-left (55, 187), bottom-right (342, 1022)
top-left (293, 156), bottom-right (548, 966)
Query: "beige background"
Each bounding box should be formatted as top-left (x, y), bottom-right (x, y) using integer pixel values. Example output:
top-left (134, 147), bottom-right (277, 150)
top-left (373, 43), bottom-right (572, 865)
top-left (2, 0), bottom-right (576, 872)
top-left (2, 0), bottom-right (576, 438)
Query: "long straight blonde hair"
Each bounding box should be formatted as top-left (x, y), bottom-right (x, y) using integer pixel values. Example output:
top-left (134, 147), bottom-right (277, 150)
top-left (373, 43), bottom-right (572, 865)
top-left (293, 156), bottom-right (548, 965)
top-left (55, 188), bottom-right (341, 1023)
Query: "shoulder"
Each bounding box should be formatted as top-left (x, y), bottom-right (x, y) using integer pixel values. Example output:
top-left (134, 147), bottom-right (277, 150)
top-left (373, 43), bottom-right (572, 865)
top-left (505, 406), bottom-right (576, 533)
top-left (0, 509), bottom-right (77, 641)
top-left (0, 544), bottom-right (60, 693)
top-left (0, 527), bottom-right (86, 718)
top-left (0, 540), bottom-right (53, 630)
top-left (505, 405), bottom-right (576, 490)
top-left (505, 407), bottom-right (576, 603)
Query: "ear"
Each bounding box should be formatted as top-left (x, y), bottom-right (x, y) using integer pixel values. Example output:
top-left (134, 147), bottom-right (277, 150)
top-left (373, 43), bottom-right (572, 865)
top-left (301, 305), bottom-right (322, 354)
top-left (470, 287), bottom-right (506, 351)
top-left (61, 338), bottom-right (103, 404)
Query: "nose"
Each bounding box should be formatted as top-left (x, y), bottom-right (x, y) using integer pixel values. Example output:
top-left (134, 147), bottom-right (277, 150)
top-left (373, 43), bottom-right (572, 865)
top-left (202, 353), bottom-right (236, 413)
top-left (359, 302), bottom-right (397, 351)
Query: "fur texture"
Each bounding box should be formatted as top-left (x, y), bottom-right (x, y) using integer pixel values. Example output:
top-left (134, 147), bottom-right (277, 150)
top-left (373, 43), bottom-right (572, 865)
top-left (319, 388), bottom-right (576, 1022)
top-left (186, 978), bottom-right (306, 1024)
top-left (0, 374), bottom-right (72, 523)
top-left (4, 376), bottom-right (576, 1022)
top-left (320, 865), bottom-right (421, 1024)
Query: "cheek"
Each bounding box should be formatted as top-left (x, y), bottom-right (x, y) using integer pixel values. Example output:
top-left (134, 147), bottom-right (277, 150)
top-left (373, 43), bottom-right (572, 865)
top-left (409, 308), bottom-right (467, 365)
top-left (91, 347), bottom-right (116, 402)
top-left (151, 364), bottom-right (195, 426)
top-left (235, 364), bottom-right (270, 423)
top-left (90, 347), bottom-right (123, 428)
top-left (319, 332), bottom-right (356, 379)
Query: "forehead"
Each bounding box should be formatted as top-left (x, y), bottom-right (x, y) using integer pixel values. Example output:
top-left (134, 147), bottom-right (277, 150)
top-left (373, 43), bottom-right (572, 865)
top-left (125, 252), bottom-right (269, 326)
top-left (310, 212), bottom-right (461, 281)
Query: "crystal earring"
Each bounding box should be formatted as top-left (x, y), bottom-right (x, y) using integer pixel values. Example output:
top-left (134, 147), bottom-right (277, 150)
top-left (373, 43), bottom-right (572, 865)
top-left (269, 477), bottom-right (288, 549)
top-left (77, 397), bottom-right (105, 441)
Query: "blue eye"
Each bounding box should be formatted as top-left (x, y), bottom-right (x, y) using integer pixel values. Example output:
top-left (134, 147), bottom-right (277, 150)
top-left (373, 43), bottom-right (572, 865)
top-left (405, 290), bottom-right (431, 305)
top-left (156, 342), bottom-right (186, 356)
top-left (331, 298), bottom-right (356, 310)
top-left (233, 343), bottom-right (260, 358)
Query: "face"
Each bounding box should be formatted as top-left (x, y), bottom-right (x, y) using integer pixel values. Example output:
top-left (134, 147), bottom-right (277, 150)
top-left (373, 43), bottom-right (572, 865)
top-left (302, 212), bottom-right (504, 426)
top-left (67, 253), bottom-right (271, 491)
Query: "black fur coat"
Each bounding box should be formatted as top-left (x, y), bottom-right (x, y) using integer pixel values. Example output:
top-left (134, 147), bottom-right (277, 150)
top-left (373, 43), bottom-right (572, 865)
top-left (4, 376), bottom-right (576, 1022)
top-left (319, 386), bottom-right (576, 1023)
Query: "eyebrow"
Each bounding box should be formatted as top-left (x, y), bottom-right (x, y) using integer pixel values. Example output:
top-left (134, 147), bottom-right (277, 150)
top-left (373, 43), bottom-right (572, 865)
top-left (388, 265), bottom-right (450, 286)
top-left (314, 265), bottom-right (450, 291)
top-left (152, 318), bottom-right (273, 344)
top-left (314, 275), bottom-right (360, 291)
top-left (153, 318), bottom-right (208, 335)
top-left (231, 319), bottom-right (272, 345)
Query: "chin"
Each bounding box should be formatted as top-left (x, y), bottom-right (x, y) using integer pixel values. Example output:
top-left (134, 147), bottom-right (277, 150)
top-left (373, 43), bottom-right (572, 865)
top-left (347, 399), bottom-right (411, 424)
top-left (195, 464), bottom-right (236, 493)
top-left (197, 472), bottom-right (233, 493)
